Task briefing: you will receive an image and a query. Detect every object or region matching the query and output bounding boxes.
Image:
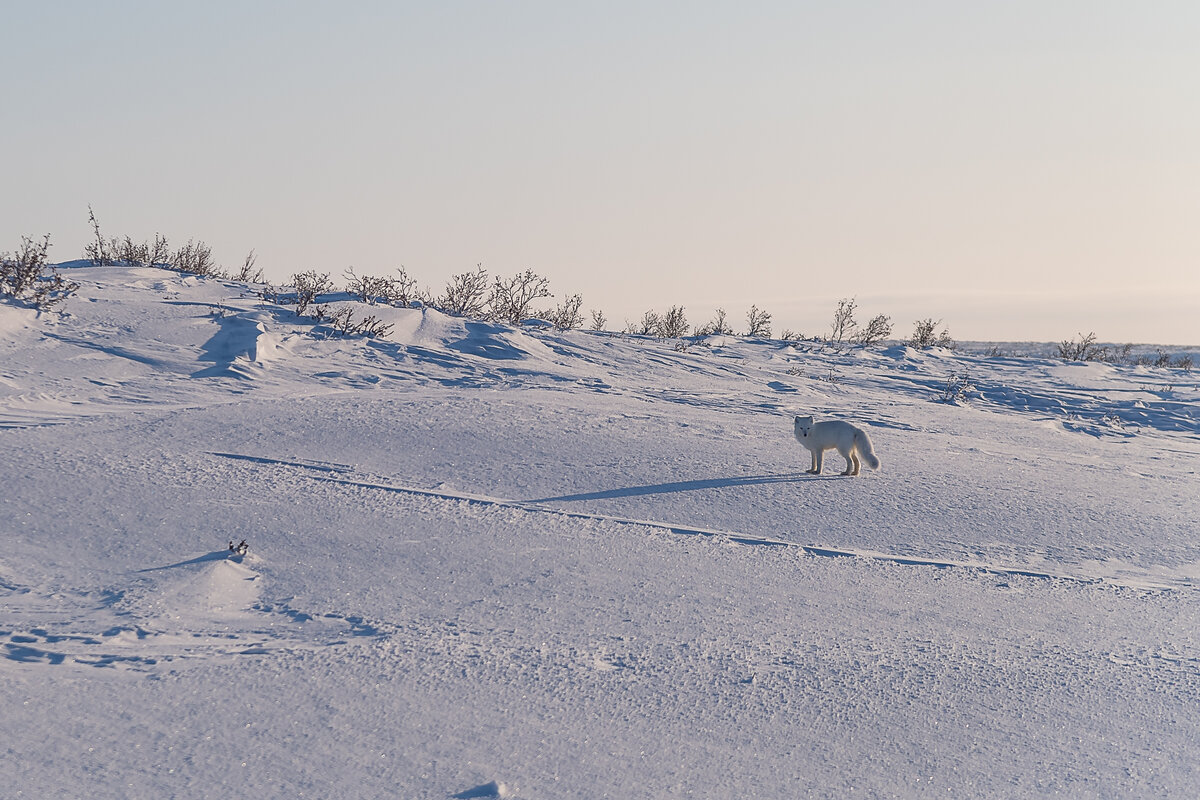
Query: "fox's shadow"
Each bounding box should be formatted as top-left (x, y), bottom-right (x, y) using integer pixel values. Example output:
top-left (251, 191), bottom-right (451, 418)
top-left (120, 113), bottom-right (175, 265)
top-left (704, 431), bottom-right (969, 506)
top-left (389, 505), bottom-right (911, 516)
top-left (523, 472), bottom-right (812, 504)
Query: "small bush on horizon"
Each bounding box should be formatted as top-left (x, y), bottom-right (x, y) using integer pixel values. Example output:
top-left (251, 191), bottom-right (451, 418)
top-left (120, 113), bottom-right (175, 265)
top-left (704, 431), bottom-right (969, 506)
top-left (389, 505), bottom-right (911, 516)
top-left (489, 269), bottom-right (552, 324)
top-left (233, 250), bottom-right (265, 283)
top-left (910, 318), bottom-right (954, 349)
top-left (852, 313), bottom-right (892, 346)
top-left (823, 298), bottom-right (892, 347)
top-left (657, 305), bottom-right (689, 338)
top-left (2, 234), bottom-right (79, 309)
top-left (323, 306), bottom-right (394, 338)
top-left (746, 305), bottom-right (773, 338)
top-left (695, 308), bottom-right (733, 336)
top-left (84, 206), bottom-right (258, 281)
top-left (171, 239), bottom-right (219, 277)
top-left (344, 267), bottom-right (420, 306)
top-left (828, 297), bottom-right (857, 343)
top-left (619, 306), bottom-right (689, 337)
top-left (439, 264), bottom-right (490, 318)
top-left (626, 310), bottom-right (662, 336)
top-left (545, 293), bottom-right (585, 330)
top-left (589, 309), bottom-right (607, 331)
top-left (1056, 332), bottom-right (1103, 361)
top-left (291, 270), bottom-right (334, 317)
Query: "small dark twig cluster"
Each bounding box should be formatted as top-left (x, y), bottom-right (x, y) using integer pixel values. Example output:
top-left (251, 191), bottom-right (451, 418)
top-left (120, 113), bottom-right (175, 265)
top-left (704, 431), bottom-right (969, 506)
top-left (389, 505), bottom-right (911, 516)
top-left (1056, 332), bottom-right (1102, 361)
top-left (545, 293), bottom-right (585, 330)
top-left (324, 306), bottom-right (394, 338)
top-left (1, 234), bottom-right (79, 309)
top-left (439, 264), bottom-right (491, 317)
top-left (939, 372), bottom-right (974, 404)
top-left (694, 308), bottom-right (734, 336)
top-left (657, 305), bottom-right (689, 338)
top-left (291, 271), bottom-right (334, 316)
top-left (489, 269), bottom-right (552, 324)
top-left (84, 207), bottom-right (255, 280)
top-left (745, 305), bottom-right (772, 338)
top-left (910, 318), bottom-right (954, 350)
top-left (344, 267), bottom-right (418, 306)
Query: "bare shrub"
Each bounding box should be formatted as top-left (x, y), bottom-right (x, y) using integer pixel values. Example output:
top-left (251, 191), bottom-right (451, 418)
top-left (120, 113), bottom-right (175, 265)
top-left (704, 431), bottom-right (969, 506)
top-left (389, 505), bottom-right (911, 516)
top-left (828, 297), bottom-right (857, 342)
top-left (115, 236), bottom-right (148, 266)
top-left (1175, 355), bottom-right (1194, 372)
top-left (171, 240), bottom-right (220, 276)
top-left (546, 293), bottom-right (584, 330)
top-left (112, 235), bottom-right (173, 268)
top-left (83, 209), bottom-right (172, 269)
top-left (940, 372), bottom-right (974, 404)
top-left (2, 234), bottom-right (79, 309)
top-left (149, 234), bottom-right (172, 268)
top-left (1112, 343), bottom-right (1134, 364)
top-left (392, 267), bottom-right (421, 305)
top-left (325, 306), bottom-right (394, 338)
top-left (234, 251), bottom-right (264, 283)
top-left (910, 318), bottom-right (954, 349)
top-left (84, 206), bottom-right (112, 265)
top-left (1056, 332), bottom-right (1102, 361)
top-left (589, 309), bottom-right (608, 331)
top-left (259, 283), bottom-right (284, 304)
top-left (657, 305), bottom-right (689, 338)
top-left (344, 268), bottom-right (381, 303)
top-left (852, 314), bottom-right (892, 346)
top-left (626, 310), bottom-right (661, 335)
top-left (344, 267), bottom-right (408, 306)
top-left (439, 264), bottom-right (490, 317)
top-left (292, 270), bottom-right (334, 316)
top-left (489, 269), bottom-right (551, 324)
top-left (695, 308), bottom-right (733, 336)
top-left (326, 307), bottom-right (356, 334)
top-left (745, 305), bottom-right (772, 338)
top-left (82, 208), bottom-right (235, 278)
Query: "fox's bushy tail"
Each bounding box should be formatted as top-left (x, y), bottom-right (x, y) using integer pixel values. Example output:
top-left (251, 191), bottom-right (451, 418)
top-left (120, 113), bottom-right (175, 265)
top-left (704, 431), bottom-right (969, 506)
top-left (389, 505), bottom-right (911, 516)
top-left (855, 429), bottom-right (881, 471)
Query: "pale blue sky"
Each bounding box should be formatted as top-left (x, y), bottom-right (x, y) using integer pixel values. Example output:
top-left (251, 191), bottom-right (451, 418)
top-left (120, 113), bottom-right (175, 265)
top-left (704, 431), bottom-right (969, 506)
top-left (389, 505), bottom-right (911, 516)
top-left (4, 1), bottom-right (1198, 343)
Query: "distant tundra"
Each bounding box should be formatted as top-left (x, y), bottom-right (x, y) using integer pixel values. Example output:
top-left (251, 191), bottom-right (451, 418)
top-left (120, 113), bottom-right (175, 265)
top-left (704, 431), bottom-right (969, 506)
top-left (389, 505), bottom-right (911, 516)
top-left (793, 415), bottom-right (881, 477)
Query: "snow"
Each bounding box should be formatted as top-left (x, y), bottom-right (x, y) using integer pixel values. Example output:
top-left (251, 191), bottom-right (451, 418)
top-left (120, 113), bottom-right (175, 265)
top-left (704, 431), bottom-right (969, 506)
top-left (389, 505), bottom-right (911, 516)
top-left (3, 262), bottom-right (1199, 798)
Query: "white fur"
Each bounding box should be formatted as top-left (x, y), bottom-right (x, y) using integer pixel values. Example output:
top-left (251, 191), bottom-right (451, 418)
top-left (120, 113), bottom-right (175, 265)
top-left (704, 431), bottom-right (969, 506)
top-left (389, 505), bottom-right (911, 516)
top-left (793, 415), bottom-right (881, 476)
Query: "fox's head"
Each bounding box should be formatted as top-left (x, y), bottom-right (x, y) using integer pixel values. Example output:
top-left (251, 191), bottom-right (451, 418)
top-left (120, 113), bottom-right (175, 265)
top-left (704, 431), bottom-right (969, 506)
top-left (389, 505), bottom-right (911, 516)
top-left (794, 415), bottom-right (814, 437)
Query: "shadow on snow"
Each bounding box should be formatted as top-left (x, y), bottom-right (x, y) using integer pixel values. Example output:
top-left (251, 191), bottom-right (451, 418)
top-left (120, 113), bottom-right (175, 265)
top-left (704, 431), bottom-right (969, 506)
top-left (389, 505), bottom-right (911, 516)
top-left (524, 472), bottom-right (811, 504)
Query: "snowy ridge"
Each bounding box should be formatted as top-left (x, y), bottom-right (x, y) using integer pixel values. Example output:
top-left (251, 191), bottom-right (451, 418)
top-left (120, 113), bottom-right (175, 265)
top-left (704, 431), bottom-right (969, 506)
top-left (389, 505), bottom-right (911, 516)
top-left (212, 450), bottom-right (1198, 591)
top-left (3, 263), bottom-right (1200, 799)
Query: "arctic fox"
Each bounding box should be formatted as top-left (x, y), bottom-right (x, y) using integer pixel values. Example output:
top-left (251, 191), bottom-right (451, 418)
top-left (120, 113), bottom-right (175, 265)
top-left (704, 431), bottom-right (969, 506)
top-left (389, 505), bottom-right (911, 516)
top-left (793, 415), bottom-right (881, 476)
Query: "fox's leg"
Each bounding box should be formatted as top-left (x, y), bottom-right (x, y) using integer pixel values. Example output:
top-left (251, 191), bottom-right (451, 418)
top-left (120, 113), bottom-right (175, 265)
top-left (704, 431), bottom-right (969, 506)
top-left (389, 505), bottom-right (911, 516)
top-left (808, 450), bottom-right (822, 474)
top-left (850, 451), bottom-right (860, 476)
top-left (838, 446), bottom-right (857, 476)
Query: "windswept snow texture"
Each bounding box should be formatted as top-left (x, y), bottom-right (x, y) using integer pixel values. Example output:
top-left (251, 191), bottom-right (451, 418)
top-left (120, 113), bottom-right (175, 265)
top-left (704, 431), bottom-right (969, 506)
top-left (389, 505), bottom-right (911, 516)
top-left (3, 263), bottom-right (1200, 799)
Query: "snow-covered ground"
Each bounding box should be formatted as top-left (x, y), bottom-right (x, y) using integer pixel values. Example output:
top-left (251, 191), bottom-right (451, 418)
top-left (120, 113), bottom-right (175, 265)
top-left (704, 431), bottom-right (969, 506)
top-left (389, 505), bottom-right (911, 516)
top-left (3, 263), bottom-right (1199, 799)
